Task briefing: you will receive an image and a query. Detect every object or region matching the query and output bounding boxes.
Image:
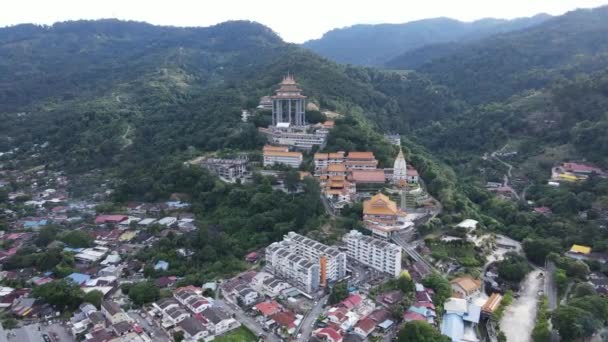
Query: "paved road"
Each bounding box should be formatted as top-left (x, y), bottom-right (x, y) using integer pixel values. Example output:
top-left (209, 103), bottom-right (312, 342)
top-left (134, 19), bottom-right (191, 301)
top-left (320, 195), bottom-right (337, 218)
top-left (545, 261), bottom-right (558, 311)
top-left (8, 323), bottom-right (43, 342)
top-left (296, 295), bottom-right (328, 342)
top-left (392, 230), bottom-right (436, 273)
top-left (215, 299), bottom-right (280, 342)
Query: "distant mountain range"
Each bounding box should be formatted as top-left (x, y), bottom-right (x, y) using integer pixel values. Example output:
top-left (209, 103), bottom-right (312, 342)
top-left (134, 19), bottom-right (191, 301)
top-left (302, 14), bottom-right (551, 66)
top-left (396, 6), bottom-right (608, 104)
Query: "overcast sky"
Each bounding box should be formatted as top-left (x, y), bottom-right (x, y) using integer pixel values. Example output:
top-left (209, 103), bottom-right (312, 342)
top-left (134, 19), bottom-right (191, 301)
top-left (3, 0), bottom-right (608, 43)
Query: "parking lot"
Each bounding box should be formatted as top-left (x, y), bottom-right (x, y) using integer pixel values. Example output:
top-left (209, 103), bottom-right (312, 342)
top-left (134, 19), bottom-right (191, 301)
top-left (2, 322), bottom-right (71, 342)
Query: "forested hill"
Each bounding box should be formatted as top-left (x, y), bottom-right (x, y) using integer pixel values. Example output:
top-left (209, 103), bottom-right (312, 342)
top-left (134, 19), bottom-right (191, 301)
top-left (0, 19), bottom-right (284, 112)
top-left (0, 19), bottom-right (458, 172)
top-left (389, 6), bottom-right (608, 104)
top-left (301, 15), bottom-right (550, 67)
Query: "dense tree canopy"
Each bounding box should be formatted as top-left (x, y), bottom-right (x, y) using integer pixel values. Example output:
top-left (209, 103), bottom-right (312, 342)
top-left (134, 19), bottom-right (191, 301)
top-left (128, 281), bottom-right (160, 306)
top-left (497, 252), bottom-right (531, 282)
top-left (397, 321), bottom-right (450, 342)
top-left (32, 280), bottom-right (84, 310)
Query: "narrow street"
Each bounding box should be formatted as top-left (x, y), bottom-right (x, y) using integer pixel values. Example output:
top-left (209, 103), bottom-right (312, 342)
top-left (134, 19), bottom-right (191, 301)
top-left (131, 312), bottom-right (170, 342)
top-left (320, 195), bottom-right (337, 218)
top-left (545, 261), bottom-right (558, 311)
top-left (296, 295), bottom-right (328, 341)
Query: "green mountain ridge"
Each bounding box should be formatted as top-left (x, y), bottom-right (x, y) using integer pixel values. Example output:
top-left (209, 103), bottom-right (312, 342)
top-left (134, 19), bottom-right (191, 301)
top-left (389, 6), bottom-right (608, 104)
top-left (302, 14), bottom-right (551, 66)
top-left (2, 10), bottom-right (608, 175)
top-left (0, 19), bottom-right (458, 173)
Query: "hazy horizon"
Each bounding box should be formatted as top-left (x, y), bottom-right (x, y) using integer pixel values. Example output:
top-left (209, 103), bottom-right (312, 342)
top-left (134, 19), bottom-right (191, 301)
top-left (3, 0), bottom-right (608, 43)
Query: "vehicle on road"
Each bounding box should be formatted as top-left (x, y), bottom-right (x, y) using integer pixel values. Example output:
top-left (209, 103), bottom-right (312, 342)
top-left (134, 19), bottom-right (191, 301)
top-left (42, 334), bottom-right (52, 342)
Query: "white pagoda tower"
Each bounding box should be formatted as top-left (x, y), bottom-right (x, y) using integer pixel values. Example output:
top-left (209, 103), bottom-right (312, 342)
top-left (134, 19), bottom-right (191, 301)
top-left (393, 149), bottom-right (407, 187)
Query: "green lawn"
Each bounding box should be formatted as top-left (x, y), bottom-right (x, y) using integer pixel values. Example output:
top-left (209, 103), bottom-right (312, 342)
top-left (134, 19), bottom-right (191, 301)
top-left (214, 326), bottom-right (258, 342)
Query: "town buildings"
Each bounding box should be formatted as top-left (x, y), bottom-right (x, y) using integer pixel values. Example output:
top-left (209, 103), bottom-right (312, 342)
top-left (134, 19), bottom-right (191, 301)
top-left (265, 232), bottom-right (346, 293)
top-left (564, 244), bottom-right (608, 263)
top-left (200, 156), bottom-right (249, 181)
top-left (551, 162), bottom-right (606, 183)
top-left (441, 297), bottom-right (481, 341)
top-left (265, 242), bottom-right (320, 293)
top-left (262, 145), bottom-right (303, 168)
top-left (343, 230), bottom-right (402, 277)
top-left (450, 276), bottom-right (482, 299)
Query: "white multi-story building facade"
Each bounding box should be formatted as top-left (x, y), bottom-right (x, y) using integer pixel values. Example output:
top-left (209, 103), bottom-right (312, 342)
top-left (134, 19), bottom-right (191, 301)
top-left (265, 232), bottom-right (347, 293)
top-left (285, 232), bottom-right (347, 282)
top-left (265, 241), bottom-right (320, 293)
top-left (343, 230), bottom-right (402, 277)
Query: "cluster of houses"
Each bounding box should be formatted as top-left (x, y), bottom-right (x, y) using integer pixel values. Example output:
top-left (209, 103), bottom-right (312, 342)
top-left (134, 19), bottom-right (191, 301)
top-left (151, 286), bottom-right (239, 341)
top-left (550, 162), bottom-right (606, 184)
top-left (66, 282), bottom-right (239, 342)
top-left (70, 300), bottom-right (145, 342)
top-left (3, 169), bottom-right (83, 233)
top-left (0, 169), bottom-right (208, 339)
top-left (312, 293), bottom-right (386, 342)
top-left (439, 276), bottom-right (504, 342)
top-left (221, 271), bottom-right (304, 338)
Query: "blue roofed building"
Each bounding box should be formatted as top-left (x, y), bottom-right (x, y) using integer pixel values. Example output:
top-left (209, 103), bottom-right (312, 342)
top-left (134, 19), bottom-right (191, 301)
top-left (154, 260), bottom-right (169, 271)
top-left (66, 272), bottom-right (91, 285)
top-left (23, 219), bottom-right (48, 230)
top-left (63, 247), bottom-right (84, 253)
top-left (441, 313), bottom-right (465, 342)
top-left (165, 201), bottom-right (190, 209)
top-left (440, 298), bottom-right (480, 342)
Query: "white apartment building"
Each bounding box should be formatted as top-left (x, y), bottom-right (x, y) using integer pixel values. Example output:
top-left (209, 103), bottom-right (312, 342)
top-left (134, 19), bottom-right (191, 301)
top-left (343, 230), bottom-right (402, 278)
top-left (284, 232), bottom-right (347, 282)
top-left (266, 241), bottom-right (320, 293)
top-left (262, 150), bottom-right (303, 168)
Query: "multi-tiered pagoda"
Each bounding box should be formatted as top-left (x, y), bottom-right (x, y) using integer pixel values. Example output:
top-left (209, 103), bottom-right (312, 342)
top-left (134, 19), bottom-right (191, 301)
top-left (271, 74), bottom-right (307, 126)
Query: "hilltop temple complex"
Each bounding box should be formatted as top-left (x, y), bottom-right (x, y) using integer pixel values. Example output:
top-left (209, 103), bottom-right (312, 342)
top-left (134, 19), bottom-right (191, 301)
top-left (259, 75), bottom-right (331, 150)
